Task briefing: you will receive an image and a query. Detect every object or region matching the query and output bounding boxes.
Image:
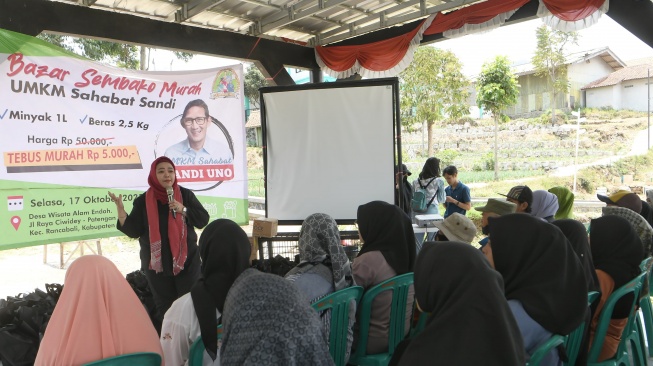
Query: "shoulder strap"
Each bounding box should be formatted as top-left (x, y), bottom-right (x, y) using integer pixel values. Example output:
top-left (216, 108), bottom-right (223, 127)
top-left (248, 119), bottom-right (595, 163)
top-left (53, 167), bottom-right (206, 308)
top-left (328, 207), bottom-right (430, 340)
top-left (425, 178), bottom-right (438, 207)
top-left (418, 177), bottom-right (436, 190)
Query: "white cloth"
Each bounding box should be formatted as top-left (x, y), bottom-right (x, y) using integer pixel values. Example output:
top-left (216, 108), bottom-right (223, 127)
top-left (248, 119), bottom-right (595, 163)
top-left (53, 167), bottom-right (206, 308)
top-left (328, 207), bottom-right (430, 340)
top-left (161, 293), bottom-right (221, 366)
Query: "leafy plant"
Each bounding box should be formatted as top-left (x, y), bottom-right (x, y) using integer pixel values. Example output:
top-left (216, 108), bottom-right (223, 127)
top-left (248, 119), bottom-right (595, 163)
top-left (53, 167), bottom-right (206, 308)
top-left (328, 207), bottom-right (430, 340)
top-left (532, 25), bottom-right (578, 124)
top-left (476, 55), bottom-right (520, 181)
top-left (400, 47), bottom-right (470, 157)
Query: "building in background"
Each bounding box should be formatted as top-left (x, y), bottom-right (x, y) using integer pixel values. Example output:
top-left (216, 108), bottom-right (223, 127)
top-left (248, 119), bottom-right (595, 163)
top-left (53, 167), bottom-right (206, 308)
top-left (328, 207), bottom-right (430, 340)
top-left (582, 59), bottom-right (653, 112)
top-left (504, 47), bottom-right (625, 118)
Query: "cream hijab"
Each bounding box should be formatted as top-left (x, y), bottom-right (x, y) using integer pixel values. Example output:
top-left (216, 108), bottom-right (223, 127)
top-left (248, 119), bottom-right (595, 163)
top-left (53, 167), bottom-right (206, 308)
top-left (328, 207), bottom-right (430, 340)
top-left (35, 255), bottom-right (163, 366)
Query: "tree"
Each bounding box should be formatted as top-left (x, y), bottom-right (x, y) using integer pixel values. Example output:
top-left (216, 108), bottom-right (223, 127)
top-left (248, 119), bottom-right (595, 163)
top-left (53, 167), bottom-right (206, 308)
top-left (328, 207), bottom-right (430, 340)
top-left (532, 25), bottom-right (578, 123)
top-left (37, 33), bottom-right (193, 70)
top-left (476, 55), bottom-right (520, 181)
top-left (400, 47), bottom-right (470, 157)
top-left (244, 67), bottom-right (267, 108)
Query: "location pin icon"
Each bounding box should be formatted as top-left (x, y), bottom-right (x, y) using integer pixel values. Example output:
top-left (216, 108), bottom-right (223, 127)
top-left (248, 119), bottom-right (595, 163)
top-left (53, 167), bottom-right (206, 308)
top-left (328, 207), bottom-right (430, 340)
top-left (11, 216), bottom-right (21, 231)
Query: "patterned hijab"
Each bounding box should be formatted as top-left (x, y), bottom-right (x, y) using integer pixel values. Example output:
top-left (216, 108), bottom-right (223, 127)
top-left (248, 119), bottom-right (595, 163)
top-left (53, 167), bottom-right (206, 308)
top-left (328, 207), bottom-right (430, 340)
top-left (190, 219), bottom-right (251, 359)
top-left (590, 215), bottom-right (644, 317)
top-left (286, 213), bottom-right (353, 291)
top-left (489, 213), bottom-right (588, 335)
top-left (602, 205), bottom-right (653, 256)
top-left (35, 256), bottom-right (162, 365)
top-left (548, 186), bottom-right (574, 219)
top-left (357, 201), bottom-right (416, 275)
top-left (531, 190), bottom-right (559, 222)
top-left (221, 269), bottom-right (334, 366)
top-left (398, 242), bottom-right (525, 366)
top-left (145, 156), bottom-right (186, 275)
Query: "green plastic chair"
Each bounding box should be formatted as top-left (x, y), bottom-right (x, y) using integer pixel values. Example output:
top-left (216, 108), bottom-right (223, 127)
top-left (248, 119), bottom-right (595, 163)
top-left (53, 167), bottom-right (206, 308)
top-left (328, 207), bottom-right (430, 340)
top-left (311, 286), bottom-right (364, 366)
top-left (563, 291), bottom-right (601, 366)
top-left (408, 305), bottom-right (429, 338)
top-left (587, 272), bottom-right (647, 366)
top-left (348, 272), bottom-right (414, 366)
top-left (526, 334), bottom-right (566, 366)
top-left (188, 324), bottom-right (223, 366)
top-left (82, 352), bottom-right (161, 366)
top-left (637, 257), bottom-right (653, 357)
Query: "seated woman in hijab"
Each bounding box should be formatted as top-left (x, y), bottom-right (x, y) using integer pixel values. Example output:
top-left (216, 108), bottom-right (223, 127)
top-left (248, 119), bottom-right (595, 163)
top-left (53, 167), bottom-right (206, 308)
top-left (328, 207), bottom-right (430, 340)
top-left (285, 213), bottom-right (355, 361)
top-left (531, 190), bottom-right (559, 222)
top-left (482, 214), bottom-right (587, 366)
top-left (35, 256), bottom-right (163, 365)
top-left (353, 200), bottom-right (416, 354)
top-left (160, 219), bottom-right (251, 366)
top-left (552, 218), bottom-right (601, 365)
top-left (548, 186), bottom-right (575, 219)
top-left (220, 269), bottom-right (334, 365)
top-left (588, 215), bottom-right (644, 362)
top-left (394, 242), bottom-right (525, 366)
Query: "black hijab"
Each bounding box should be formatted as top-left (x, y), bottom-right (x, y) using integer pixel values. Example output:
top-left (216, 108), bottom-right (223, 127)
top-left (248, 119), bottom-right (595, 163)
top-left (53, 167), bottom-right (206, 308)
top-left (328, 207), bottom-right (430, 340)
top-left (640, 200), bottom-right (653, 228)
top-left (552, 219), bottom-right (600, 294)
top-left (397, 241), bottom-right (525, 366)
top-left (357, 201), bottom-right (416, 275)
top-left (489, 213), bottom-right (587, 335)
top-left (190, 219), bottom-right (251, 359)
top-left (589, 215), bottom-right (644, 317)
top-left (418, 157), bottom-right (440, 180)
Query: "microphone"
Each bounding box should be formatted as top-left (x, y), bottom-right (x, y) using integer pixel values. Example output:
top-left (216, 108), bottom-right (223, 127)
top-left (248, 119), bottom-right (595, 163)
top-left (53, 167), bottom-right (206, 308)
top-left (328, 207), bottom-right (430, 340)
top-left (166, 187), bottom-right (176, 219)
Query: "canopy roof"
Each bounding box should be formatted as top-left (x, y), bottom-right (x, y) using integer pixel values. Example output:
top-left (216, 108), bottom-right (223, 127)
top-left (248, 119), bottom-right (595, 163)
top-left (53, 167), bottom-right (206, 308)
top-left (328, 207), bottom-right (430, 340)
top-left (1, 0), bottom-right (652, 84)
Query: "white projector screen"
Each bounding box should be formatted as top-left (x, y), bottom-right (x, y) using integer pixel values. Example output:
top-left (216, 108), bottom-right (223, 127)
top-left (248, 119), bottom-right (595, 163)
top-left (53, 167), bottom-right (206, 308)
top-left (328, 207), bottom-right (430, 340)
top-left (261, 78), bottom-right (399, 223)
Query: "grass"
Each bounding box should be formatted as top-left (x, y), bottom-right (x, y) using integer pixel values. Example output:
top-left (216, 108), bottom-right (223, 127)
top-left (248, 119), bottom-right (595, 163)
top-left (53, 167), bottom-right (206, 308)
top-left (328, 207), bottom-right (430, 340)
top-left (459, 170), bottom-right (542, 183)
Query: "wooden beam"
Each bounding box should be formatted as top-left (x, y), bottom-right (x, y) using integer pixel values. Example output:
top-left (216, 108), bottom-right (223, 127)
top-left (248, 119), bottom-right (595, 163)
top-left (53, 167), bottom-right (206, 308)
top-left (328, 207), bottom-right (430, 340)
top-left (0, 0), bottom-right (317, 71)
top-left (607, 0), bottom-right (653, 50)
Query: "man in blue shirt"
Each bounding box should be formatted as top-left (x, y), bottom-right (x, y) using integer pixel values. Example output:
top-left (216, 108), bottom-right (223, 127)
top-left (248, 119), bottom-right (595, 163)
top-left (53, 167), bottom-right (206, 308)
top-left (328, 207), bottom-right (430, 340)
top-left (165, 99), bottom-right (233, 166)
top-left (443, 165), bottom-right (471, 218)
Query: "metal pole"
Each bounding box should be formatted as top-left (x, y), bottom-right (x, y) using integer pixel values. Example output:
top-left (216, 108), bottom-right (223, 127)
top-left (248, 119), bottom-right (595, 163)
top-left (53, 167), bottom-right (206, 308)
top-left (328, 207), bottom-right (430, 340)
top-left (648, 68), bottom-right (650, 150)
top-left (573, 108), bottom-right (580, 193)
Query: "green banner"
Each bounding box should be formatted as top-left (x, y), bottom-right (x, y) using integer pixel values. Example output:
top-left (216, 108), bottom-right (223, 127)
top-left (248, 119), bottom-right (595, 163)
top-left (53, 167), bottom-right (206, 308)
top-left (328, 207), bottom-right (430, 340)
top-left (0, 180), bottom-right (248, 250)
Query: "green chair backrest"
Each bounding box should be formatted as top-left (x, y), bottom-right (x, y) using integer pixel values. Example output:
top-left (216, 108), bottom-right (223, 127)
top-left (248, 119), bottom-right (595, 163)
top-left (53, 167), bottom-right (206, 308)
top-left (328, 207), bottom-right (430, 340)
top-left (311, 286), bottom-right (364, 366)
top-left (639, 257), bottom-right (651, 272)
top-left (82, 352), bottom-right (161, 366)
top-left (527, 334), bottom-right (566, 366)
top-left (350, 272), bottom-right (414, 362)
top-left (409, 308), bottom-right (429, 338)
top-left (587, 272), bottom-right (646, 363)
top-left (563, 291), bottom-right (600, 366)
top-left (188, 324), bottom-right (223, 366)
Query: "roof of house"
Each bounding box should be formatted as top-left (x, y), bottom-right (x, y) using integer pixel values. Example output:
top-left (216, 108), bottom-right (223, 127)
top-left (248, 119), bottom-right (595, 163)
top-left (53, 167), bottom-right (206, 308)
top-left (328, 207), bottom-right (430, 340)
top-left (627, 57), bottom-right (653, 66)
top-left (581, 63), bottom-right (653, 90)
top-left (246, 109), bottom-right (261, 128)
top-left (512, 47), bottom-right (626, 76)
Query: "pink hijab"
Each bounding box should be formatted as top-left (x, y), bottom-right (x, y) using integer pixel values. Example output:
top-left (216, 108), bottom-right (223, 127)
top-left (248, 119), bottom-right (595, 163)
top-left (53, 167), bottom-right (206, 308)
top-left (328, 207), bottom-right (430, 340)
top-left (34, 256), bottom-right (163, 365)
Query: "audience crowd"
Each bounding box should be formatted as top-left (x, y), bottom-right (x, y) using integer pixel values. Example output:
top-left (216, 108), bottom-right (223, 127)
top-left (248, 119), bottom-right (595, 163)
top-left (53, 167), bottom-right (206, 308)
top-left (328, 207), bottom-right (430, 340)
top-left (19, 159), bottom-right (653, 366)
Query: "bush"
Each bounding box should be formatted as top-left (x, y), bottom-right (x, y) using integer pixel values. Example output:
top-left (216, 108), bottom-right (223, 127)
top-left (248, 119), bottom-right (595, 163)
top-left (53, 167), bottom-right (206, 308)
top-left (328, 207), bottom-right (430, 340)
top-left (537, 109), bottom-right (568, 125)
top-left (439, 149), bottom-right (460, 168)
top-left (482, 152), bottom-right (494, 171)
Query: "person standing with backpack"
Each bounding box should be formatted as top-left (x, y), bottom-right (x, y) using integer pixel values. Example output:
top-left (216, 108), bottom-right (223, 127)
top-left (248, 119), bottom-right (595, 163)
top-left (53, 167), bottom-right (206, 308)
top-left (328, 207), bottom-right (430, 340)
top-left (411, 157), bottom-right (446, 246)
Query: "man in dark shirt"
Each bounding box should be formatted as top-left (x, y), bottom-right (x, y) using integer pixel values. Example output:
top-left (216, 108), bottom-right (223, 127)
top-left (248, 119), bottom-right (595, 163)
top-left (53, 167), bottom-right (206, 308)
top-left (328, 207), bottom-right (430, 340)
top-left (443, 165), bottom-right (471, 218)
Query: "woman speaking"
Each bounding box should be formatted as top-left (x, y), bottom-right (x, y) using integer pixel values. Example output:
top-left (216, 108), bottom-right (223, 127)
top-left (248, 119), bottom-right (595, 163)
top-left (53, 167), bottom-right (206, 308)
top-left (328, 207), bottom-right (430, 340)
top-left (108, 156), bottom-right (209, 332)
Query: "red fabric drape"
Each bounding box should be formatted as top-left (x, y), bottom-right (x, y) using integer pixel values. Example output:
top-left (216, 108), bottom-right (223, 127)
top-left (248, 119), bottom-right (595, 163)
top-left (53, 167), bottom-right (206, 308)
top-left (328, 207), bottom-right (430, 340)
top-left (541, 0), bottom-right (605, 21)
top-left (424, 0), bottom-right (529, 36)
top-left (315, 18), bottom-right (427, 72)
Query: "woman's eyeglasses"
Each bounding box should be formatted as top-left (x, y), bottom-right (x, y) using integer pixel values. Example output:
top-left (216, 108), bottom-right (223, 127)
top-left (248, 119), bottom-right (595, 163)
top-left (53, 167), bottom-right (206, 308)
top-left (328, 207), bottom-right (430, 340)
top-left (182, 116), bottom-right (208, 126)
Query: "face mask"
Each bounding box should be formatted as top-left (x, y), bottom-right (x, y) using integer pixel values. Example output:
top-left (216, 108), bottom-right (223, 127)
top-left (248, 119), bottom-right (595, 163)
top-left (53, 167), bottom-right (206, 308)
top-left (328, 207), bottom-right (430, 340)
top-left (482, 225), bottom-right (490, 235)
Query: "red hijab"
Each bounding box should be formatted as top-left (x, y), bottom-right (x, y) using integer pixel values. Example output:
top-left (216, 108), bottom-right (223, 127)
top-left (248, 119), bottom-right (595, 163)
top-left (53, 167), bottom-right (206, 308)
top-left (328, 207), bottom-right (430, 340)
top-left (146, 156), bottom-right (186, 275)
